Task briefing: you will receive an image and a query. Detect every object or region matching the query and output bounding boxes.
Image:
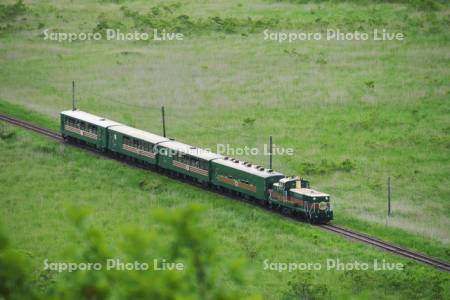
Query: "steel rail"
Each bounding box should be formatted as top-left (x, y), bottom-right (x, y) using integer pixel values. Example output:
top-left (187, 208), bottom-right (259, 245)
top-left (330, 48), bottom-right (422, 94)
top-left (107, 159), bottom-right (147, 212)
top-left (0, 115), bottom-right (62, 141)
top-left (320, 224), bottom-right (450, 272)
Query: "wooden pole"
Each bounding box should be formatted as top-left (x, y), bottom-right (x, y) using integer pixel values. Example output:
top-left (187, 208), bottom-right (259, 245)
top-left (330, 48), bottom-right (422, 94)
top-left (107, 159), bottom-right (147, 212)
top-left (161, 106), bottom-right (166, 137)
top-left (72, 81), bottom-right (76, 111)
top-left (269, 135), bottom-right (273, 169)
top-left (388, 176), bottom-right (391, 216)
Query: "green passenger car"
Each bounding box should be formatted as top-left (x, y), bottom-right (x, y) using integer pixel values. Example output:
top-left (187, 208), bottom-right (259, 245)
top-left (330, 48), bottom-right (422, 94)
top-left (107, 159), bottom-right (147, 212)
top-left (60, 110), bottom-right (122, 149)
top-left (108, 125), bottom-right (169, 165)
top-left (211, 158), bottom-right (284, 200)
top-left (156, 141), bottom-right (222, 182)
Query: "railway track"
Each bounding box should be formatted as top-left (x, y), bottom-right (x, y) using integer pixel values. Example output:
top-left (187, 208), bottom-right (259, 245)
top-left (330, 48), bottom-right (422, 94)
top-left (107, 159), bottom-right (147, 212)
top-left (1, 113), bottom-right (449, 272)
top-left (0, 115), bottom-right (62, 141)
top-left (320, 224), bottom-right (450, 272)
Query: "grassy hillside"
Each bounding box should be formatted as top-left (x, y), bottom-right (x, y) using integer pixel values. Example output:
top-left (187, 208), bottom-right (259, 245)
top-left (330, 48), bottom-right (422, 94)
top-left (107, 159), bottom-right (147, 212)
top-left (0, 0), bottom-right (449, 298)
top-left (0, 115), bottom-right (449, 299)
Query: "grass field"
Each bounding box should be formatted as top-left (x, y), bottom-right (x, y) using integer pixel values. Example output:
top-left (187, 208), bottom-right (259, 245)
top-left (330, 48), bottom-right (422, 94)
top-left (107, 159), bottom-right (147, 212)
top-left (1, 0), bottom-right (449, 298)
top-left (1, 119), bottom-right (449, 299)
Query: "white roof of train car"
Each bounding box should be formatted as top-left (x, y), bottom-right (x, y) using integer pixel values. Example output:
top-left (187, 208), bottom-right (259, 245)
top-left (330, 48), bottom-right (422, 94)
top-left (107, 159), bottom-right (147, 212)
top-left (109, 125), bottom-right (169, 144)
top-left (61, 110), bottom-right (122, 128)
top-left (158, 140), bottom-right (223, 161)
top-left (213, 158), bottom-right (285, 178)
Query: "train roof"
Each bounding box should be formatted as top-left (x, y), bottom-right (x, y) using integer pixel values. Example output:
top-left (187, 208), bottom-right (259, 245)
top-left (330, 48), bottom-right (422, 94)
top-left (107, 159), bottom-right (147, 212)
top-left (291, 188), bottom-right (329, 197)
top-left (213, 158), bottom-right (285, 178)
top-left (158, 140), bottom-right (223, 161)
top-left (109, 125), bottom-right (169, 144)
top-left (61, 110), bottom-right (122, 128)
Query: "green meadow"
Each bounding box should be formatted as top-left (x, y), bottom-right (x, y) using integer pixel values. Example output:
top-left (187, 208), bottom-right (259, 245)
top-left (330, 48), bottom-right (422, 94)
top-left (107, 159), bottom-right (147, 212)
top-left (1, 116), bottom-right (449, 299)
top-left (0, 0), bottom-right (449, 298)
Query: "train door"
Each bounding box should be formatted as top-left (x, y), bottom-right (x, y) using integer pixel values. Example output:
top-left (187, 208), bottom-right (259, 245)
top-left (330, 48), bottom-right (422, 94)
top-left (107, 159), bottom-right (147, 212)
top-left (112, 133), bottom-right (119, 149)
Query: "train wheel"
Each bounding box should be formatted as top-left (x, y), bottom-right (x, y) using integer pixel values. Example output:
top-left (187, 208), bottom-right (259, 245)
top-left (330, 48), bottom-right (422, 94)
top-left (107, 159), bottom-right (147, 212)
top-left (282, 208), bottom-right (290, 216)
top-left (308, 213), bottom-right (316, 224)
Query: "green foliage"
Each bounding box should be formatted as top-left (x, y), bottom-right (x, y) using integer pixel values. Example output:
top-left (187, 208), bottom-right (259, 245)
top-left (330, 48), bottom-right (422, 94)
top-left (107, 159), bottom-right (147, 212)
top-left (0, 0), bottom-right (27, 21)
top-left (242, 117), bottom-right (256, 127)
top-left (282, 273), bottom-right (330, 299)
top-left (0, 0), bottom-right (28, 34)
top-left (138, 178), bottom-right (166, 193)
top-left (118, 4), bottom-right (278, 35)
top-left (273, 0), bottom-right (443, 11)
top-left (299, 159), bottom-right (355, 175)
top-left (93, 13), bottom-right (125, 34)
top-left (0, 225), bottom-right (39, 300)
top-left (0, 124), bottom-right (16, 141)
top-left (0, 206), bottom-right (256, 300)
top-left (364, 80), bottom-right (375, 89)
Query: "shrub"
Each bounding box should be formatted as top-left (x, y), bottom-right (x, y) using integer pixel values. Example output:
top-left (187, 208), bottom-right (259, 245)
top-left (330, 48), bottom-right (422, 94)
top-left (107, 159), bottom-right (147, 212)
top-left (0, 205), bottom-right (256, 299)
top-left (0, 0), bottom-right (27, 22)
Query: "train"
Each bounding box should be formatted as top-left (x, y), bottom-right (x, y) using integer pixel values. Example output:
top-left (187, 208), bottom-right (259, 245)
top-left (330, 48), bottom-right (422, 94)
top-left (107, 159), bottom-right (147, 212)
top-left (60, 109), bottom-right (333, 224)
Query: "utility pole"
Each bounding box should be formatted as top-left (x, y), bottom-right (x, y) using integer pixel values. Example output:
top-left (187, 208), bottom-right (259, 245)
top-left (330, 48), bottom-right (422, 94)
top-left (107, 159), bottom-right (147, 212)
top-left (72, 81), bottom-right (76, 111)
top-left (161, 106), bottom-right (166, 137)
top-left (269, 135), bottom-right (273, 169)
top-left (388, 176), bottom-right (391, 216)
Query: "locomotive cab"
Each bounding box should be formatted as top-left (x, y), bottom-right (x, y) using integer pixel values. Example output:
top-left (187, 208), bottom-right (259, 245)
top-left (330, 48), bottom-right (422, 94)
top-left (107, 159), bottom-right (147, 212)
top-left (269, 176), bottom-right (333, 223)
top-left (290, 181), bottom-right (333, 223)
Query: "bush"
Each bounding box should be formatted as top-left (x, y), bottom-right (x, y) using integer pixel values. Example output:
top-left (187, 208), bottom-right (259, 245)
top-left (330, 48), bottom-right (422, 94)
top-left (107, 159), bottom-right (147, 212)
top-left (0, 205), bottom-right (257, 299)
top-left (282, 273), bottom-right (330, 299)
top-left (118, 4), bottom-right (278, 35)
top-left (299, 159), bottom-right (355, 175)
top-left (0, 0), bottom-right (27, 22)
top-left (0, 124), bottom-right (16, 140)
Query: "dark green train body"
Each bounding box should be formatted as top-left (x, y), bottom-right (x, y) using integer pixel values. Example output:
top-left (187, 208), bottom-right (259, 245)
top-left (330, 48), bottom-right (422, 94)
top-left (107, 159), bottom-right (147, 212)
top-left (60, 110), bottom-right (121, 150)
top-left (60, 110), bottom-right (333, 224)
top-left (211, 158), bottom-right (284, 200)
top-left (156, 141), bottom-right (221, 183)
top-left (107, 125), bottom-right (169, 165)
